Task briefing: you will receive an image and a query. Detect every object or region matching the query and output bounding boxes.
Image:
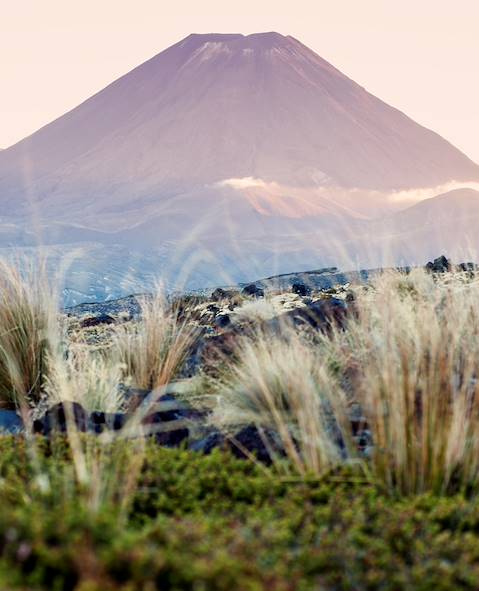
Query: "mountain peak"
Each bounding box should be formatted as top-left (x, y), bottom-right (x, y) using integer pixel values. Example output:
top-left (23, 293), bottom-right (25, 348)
top-left (186, 31), bottom-right (287, 42)
top-left (179, 31), bottom-right (295, 53)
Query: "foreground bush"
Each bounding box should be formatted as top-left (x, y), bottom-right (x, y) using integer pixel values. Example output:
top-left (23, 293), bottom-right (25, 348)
top-left (2, 437), bottom-right (479, 590)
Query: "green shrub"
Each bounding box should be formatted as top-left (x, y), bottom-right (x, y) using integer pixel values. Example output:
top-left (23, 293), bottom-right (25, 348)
top-left (1, 437), bottom-right (479, 590)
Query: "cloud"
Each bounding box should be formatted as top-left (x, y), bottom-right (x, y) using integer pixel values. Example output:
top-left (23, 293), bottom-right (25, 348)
top-left (216, 177), bottom-right (267, 189)
top-left (386, 181), bottom-right (479, 205)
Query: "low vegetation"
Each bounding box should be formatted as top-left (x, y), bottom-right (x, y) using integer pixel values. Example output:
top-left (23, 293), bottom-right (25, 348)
top-left (3, 438), bottom-right (479, 590)
top-left (2, 258), bottom-right (479, 588)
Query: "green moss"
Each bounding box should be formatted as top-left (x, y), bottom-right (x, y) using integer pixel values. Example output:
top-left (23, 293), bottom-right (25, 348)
top-left (1, 436), bottom-right (479, 589)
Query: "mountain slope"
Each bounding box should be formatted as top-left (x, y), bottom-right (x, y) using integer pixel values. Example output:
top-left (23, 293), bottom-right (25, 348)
top-left (0, 32), bottom-right (478, 228)
top-left (332, 188), bottom-right (479, 267)
top-left (388, 188), bottom-right (479, 229)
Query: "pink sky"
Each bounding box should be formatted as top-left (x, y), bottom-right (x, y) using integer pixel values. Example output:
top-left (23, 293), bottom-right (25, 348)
top-left (1, 0), bottom-right (478, 162)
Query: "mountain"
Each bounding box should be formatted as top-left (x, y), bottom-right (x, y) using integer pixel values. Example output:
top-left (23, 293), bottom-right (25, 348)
top-left (387, 187), bottom-right (479, 229)
top-left (317, 188), bottom-right (479, 269)
top-left (376, 188), bottom-right (479, 262)
top-left (0, 32), bottom-right (478, 299)
top-left (1, 33), bottom-right (478, 219)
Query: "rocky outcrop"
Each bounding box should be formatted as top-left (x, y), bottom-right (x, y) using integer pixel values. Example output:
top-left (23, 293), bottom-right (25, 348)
top-left (426, 255), bottom-right (451, 273)
top-left (79, 314), bottom-right (116, 328)
top-left (241, 284), bottom-right (265, 298)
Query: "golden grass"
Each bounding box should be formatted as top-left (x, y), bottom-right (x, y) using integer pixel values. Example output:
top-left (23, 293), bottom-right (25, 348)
top-left (113, 290), bottom-right (198, 393)
top-left (0, 259), bottom-right (58, 411)
top-left (212, 269), bottom-right (479, 493)
top-left (331, 269), bottom-right (479, 494)
top-left (45, 344), bottom-right (127, 412)
top-left (212, 328), bottom-right (353, 476)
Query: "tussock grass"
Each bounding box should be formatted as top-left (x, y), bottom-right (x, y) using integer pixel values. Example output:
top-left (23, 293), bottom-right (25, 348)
top-left (0, 259), bottom-right (58, 410)
top-left (212, 328), bottom-right (353, 475)
top-left (213, 269), bottom-right (479, 494)
top-left (0, 264), bottom-right (154, 512)
top-left (46, 345), bottom-right (127, 413)
top-left (331, 269), bottom-right (479, 495)
top-left (114, 289), bottom-right (197, 393)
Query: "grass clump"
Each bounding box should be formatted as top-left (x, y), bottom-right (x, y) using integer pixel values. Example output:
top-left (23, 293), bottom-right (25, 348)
top-left (212, 269), bottom-right (479, 495)
top-left (114, 289), bottom-right (197, 392)
top-left (212, 328), bottom-right (353, 476)
top-left (332, 270), bottom-right (479, 495)
top-left (0, 260), bottom-right (58, 410)
top-left (45, 345), bottom-right (127, 413)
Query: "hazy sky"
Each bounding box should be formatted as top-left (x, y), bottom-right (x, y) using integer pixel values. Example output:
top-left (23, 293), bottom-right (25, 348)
top-left (2, 0), bottom-right (478, 162)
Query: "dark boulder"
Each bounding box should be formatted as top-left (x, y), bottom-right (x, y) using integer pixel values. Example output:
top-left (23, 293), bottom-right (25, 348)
top-left (229, 425), bottom-right (276, 464)
top-left (214, 314), bottom-right (232, 329)
top-left (142, 393), bottom-right (193, 422)
top-left (154, 425), bottom-right (190, 447)
top-left (33, 401), bottom-right (89, 435)
top-left (89, 411), bottom-right (127, 433)
top-left (290, 298), bottom-right (348, 330)
top-left (425, 255), bottom-right (451, 273)
top-left (200, 329), bottom-right (245, 375)
top-left (141, 393), bottom-right (205, 447)
top-left (241, 284), bottom-right (264, 298)
top-left (180, 331), bottom-right (209, 378)
top-left (264, 297), bottom-right (348, 334)
top-left (206, 304), bottom-right (220, 315)
top-left (142, 410), bottom-right (189, 447)
top-left (458, 261), bottom-right (478, 272)
top-left (191, 425), bottom-right (284, 464)
top-left (291, 282), bottom-right (311, 296)
top-left (79, 314), bottom-right (116, 328)
top-left (0, 410), bottom-right (23, 433)
top-left (190, 431), bottom-right (226, 454)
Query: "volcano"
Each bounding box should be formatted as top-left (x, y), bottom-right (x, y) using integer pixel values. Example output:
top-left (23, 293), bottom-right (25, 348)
top-left (0, 33), bottom-right (478, 299)
top-left (1, 33), bottom-right (478, 218)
